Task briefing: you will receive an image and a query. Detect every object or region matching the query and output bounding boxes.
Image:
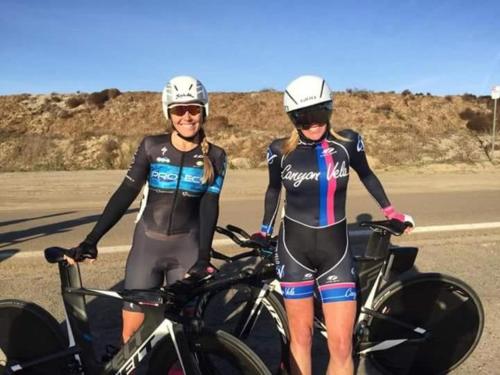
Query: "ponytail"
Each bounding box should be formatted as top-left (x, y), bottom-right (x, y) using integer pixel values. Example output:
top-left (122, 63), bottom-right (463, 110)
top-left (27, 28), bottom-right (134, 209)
top-left (199, 128), bottom-right (215, 184)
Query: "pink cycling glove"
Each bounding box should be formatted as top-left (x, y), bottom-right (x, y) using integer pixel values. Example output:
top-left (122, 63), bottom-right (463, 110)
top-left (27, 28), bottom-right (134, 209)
top-left (382, 205), bottom-right (415, 227)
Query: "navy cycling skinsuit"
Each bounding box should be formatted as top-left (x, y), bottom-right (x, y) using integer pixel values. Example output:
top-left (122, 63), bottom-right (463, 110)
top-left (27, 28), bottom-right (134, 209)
top-left (261, 129), bottom-right (390, 303)
top-left (83, 133), bottom-right (226, 311)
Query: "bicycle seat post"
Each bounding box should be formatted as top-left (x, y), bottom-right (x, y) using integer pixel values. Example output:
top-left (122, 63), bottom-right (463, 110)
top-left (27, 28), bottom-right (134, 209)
top-left (365, 230), bottom-right (391, 259)
top-left (58, 262), bottom-right (101, 373)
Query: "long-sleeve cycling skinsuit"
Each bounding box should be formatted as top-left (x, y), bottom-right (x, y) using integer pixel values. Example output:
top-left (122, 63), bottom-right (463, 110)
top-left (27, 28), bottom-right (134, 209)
top-left (261, 129), bottom-right (390, 303)
top-left (84, 133), bottom-right (226, 311)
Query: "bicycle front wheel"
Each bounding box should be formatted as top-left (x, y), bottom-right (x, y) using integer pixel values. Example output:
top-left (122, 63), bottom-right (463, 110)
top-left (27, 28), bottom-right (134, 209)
top-left (0, 299), bottom-right (68, 375)
top-left (147, 328), bottom-right (272, 374)
top-left (196, 284), bottom-right (289, 374)
top-left (365, 273), bottom-right (484, 375)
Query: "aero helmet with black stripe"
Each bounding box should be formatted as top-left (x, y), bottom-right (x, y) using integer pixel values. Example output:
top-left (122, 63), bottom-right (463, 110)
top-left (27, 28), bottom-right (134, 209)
top-left (284, 75), bottom-right (333, 128)
top-left (162, 76), bottom-right (209, 120)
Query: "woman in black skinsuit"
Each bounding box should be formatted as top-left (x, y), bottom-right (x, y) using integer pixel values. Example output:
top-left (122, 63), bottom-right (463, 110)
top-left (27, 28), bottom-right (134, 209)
top-left (68, 76), bottom-right (226, 343)
top-left (255, 75), bottom-right (414, 375)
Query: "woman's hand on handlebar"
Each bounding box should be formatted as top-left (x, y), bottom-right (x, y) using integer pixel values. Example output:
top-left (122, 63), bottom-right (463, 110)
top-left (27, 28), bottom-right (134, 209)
top-left (382, 205), bottom-right (415, 233)
top-left (185, 259), bottom-right (215, 280)
top-left (64, 241), bottom-right (98, 266)
top-left (249, 232), bottom-right (271, 249)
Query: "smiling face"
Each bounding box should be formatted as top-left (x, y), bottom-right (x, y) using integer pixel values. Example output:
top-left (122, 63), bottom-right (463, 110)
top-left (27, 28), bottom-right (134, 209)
top-left (299, 123), bottom-right (328, 141)
top-left (169, 104), bottom-right (204, 139)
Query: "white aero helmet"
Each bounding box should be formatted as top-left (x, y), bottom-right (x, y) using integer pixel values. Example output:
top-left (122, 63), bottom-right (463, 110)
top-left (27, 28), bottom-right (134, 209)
top-left (284, 75), bottom-right (332, 113)
top-left (162, 76), bottom-right (209, 120)
top-left (284, 75), bottom-right (333, 128)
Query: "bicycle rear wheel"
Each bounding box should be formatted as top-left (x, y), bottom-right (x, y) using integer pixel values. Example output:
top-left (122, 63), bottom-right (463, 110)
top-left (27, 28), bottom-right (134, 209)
top-left (147, 328), bottom-right (272, 374)
top-left (0, 299), bottom-right (68, 375)
top-left (365, 273), bottom-right (484, 375)
top-left (196, 284), bottom-right (289, 374)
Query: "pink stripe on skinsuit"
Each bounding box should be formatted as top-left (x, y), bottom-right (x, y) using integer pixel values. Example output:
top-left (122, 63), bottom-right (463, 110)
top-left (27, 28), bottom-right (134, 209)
top-left (321, 140), bottom-right (336, 224)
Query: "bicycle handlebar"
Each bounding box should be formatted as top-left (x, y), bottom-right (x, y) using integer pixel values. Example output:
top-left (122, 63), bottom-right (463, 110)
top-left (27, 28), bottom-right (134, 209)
top-left (45, 246), bottom-right (71, 263)
top-left (213, 225), bottom-right (273, 263)
top-left (359, 219), bottom-right (413, 236)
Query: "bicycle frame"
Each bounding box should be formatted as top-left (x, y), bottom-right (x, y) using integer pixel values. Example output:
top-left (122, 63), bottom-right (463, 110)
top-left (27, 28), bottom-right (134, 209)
top-left (8, 260), bottom-right (206, 375)
top-left (213, 223), bottom-right (424, 355)
top-left (353, 227), bottom-right (428, 355)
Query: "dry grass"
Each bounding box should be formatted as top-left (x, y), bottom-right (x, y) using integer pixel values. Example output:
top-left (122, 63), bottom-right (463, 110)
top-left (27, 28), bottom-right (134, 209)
top-left (0, 90), bottom-right (497, 171)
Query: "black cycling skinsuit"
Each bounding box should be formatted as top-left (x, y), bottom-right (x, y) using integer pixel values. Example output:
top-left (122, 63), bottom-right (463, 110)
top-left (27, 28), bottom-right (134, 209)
top-left (83, 133), bottom-right (226, 311)
top-left (261, 129), bottom-right (390, 303)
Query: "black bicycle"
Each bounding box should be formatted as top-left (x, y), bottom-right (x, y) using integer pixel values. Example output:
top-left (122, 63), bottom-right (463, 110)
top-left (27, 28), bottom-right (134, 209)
top-left (0, 247), bottom-right (271, 375)
top-left (202, 221), bottom-right (484, 375)
top-left (194, 225), bottom-right (289, 375)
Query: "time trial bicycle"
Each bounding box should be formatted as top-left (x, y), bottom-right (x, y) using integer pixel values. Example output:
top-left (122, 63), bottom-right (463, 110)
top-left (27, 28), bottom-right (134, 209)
top-left (0, 247), bottom-right (271, 375)
top-left (198, 220), bottom-right (484, 375)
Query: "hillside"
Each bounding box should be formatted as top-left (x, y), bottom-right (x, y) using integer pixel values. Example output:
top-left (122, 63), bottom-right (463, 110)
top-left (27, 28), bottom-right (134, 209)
top-left (0, 89), bottom-right (497, 172)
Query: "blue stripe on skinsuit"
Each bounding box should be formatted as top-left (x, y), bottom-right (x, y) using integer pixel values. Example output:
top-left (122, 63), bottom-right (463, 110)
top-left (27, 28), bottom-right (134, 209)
top-left (315, 144), bottom-right (327, 226)
top-left (149, 163), bottom-right (206, 193)
top-left (282, 284), bottom-right (315, 299)
top-left (207, 175), bottom-right (224, 194)
top-left (320, 286), bottom-right (357, 303)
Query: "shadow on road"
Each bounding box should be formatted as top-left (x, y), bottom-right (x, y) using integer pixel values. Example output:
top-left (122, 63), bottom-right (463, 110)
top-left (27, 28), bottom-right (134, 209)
top-left (0, 211), bottom-right (77, 228)
top-left (0, 249), bottom-right (19, 262)
top-left (85, 280), bottom-right (126, 357)
top-left (0, 208), bottom-right (139, 250)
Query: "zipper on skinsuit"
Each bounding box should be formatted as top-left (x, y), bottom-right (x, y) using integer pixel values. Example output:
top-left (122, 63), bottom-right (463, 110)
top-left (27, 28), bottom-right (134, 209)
top-left (167, 152), bottom-right (185, 235)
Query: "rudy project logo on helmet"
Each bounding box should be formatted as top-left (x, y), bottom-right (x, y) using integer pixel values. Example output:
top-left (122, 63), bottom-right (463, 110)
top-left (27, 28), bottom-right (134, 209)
top-left (175, 92), bottom-right (195, 100)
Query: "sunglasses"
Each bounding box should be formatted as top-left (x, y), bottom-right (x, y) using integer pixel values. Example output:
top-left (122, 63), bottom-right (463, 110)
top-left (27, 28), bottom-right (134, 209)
top-left (288, 102), bottom-right (332, 129)
top-left (168, 104), bottom-right (203, 117)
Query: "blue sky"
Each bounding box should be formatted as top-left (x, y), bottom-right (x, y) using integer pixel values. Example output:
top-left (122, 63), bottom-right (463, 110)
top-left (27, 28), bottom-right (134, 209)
top-left (1, 0), bottom-right (500, 96)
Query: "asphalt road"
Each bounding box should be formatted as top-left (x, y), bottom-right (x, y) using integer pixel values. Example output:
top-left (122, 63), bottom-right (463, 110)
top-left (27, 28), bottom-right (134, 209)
top-left (1, 168), bottom-right (499, 374)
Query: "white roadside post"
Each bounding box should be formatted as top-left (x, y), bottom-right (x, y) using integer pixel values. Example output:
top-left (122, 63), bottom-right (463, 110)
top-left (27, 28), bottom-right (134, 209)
top-left (491, 86), bottom-right (500, 157)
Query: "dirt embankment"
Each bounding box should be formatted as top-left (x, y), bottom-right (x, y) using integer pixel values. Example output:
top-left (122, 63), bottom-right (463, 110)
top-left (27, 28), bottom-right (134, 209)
top-left (0, 89), bottom-right (497, 171)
